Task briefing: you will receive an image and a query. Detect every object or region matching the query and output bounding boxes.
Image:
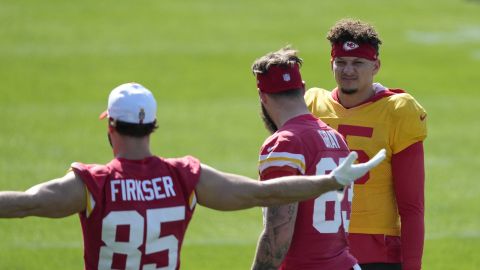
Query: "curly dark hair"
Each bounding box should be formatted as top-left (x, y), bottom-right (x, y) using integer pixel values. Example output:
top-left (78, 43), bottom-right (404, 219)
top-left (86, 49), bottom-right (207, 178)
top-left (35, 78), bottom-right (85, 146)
top-left (327, 18), bottom-right (382, 55)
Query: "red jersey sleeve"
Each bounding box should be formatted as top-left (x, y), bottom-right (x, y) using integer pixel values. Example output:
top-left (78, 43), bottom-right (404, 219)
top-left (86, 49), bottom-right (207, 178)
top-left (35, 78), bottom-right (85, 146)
top-left (71, 162), bottom-right (110, 202)
top-left (165, 155), bottom-right (201, 200)
top-left (392, 141), bottom-right (425, 270)
top-left (259, 132), bottom-right (304, 180)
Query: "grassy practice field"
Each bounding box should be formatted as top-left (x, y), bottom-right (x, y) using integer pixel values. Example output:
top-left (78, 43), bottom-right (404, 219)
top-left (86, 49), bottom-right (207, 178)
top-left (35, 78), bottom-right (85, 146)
top-left (1, 0), bottom-right (479, 269)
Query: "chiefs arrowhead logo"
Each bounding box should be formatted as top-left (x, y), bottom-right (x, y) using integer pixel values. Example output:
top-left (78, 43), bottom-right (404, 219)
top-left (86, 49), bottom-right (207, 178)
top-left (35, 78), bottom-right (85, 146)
top-left (343, 41), bottom-right (359, 51)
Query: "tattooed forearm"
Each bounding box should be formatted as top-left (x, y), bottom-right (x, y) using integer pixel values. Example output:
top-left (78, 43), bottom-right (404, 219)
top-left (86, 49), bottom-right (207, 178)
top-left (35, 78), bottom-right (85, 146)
top-left (252, 231), bottom-right (276, 269)
top-left (252, 203), bottom-right (298, 270)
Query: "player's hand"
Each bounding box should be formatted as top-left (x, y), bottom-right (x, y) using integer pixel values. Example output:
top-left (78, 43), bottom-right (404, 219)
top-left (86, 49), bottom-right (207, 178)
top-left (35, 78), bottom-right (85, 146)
top-left (331, 149), bottom-right (386, 185)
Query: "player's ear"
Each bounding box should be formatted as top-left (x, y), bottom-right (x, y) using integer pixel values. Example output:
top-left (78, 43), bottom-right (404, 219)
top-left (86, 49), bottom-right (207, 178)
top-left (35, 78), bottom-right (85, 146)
top-left (373, 59), bottom-right (381, 75)
top-left (108, 123), bottom-right (115, 133)
top-left (107, 117), bottom-right (118, 133)
top-left (258, 89), bottom-right (267, 104)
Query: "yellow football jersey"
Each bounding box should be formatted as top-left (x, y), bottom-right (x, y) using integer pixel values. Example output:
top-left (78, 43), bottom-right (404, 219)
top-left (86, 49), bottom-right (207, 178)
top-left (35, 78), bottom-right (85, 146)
top-left (305, 87), bottom-right (427, 236)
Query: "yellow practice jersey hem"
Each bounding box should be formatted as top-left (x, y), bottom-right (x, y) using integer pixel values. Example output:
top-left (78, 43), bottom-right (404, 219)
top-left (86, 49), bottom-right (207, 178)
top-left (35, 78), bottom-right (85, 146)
top-left (349, 227), bottom-right (401, 236)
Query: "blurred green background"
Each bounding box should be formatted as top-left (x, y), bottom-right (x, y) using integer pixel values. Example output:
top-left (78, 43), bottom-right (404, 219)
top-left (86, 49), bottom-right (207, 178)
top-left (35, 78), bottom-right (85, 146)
top-left (1, 0), bottom-right (479, 269)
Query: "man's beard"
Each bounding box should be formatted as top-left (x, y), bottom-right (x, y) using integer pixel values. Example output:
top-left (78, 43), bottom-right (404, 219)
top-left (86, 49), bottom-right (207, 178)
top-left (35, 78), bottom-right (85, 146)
top-left (260, 104), bottom-right (277, 134)
top-left (340, 88), bottom-right (358, 95)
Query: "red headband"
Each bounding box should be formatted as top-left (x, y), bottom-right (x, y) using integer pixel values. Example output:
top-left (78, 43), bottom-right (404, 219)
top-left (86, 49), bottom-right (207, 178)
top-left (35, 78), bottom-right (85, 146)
top-left (331, 41), bottom-right (378, 61)
top-left (256, 64), bottom-right (303, 93)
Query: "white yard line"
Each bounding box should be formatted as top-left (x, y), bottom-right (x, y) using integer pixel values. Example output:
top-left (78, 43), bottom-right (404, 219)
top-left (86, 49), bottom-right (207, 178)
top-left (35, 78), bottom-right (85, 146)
top-left (426, 230), bottom-right (480, 240)
top-left (407, 27), bottom-right (480, 44)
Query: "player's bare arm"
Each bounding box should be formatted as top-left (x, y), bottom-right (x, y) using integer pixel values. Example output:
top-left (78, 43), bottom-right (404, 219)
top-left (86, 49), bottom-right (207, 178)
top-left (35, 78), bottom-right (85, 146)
top-left (195, 149), bottom-right (386, 211)
top-left (195, 164), bottom-right (338, 211)
top-left (0, 171), bottom-right (86, 218)
top-left (252, 203), bottom-right (297, 270)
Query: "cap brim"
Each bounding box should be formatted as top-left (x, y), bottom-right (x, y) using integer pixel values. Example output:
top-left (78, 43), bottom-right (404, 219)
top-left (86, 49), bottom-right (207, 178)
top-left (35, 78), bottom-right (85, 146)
top-left (99, 110), bottom-right (108, 120)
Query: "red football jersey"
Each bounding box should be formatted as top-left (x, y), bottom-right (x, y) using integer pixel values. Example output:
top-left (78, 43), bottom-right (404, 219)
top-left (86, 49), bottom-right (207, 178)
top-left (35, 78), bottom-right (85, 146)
top-left (258, 114), bottom-right (357, 270)
top-left (71, 155), bottom-right (201, 270)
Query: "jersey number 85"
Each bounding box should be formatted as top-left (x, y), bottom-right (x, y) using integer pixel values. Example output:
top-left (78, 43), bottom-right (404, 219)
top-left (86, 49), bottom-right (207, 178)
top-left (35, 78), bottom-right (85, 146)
top-left (99, 206), bottom-right (185, 270)
top-left (313, 157), bottom-right (352, 234)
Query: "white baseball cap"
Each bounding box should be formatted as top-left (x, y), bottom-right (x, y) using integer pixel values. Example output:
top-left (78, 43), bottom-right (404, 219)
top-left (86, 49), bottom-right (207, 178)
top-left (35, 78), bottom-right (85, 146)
top-left (99, 82), bottom-right (157, 124)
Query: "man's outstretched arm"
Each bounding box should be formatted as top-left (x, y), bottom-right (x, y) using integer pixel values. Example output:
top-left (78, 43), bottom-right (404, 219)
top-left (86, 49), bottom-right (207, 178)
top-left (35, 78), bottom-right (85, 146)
top-left (196, 149), bottom-right (386, 210)
top-left (0, 171), bottom-right (86, 218)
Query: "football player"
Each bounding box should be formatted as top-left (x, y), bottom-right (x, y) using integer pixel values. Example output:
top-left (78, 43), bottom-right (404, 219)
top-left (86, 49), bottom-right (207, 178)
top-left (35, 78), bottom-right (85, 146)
top-left (305, 18), bottom-right (427, 270)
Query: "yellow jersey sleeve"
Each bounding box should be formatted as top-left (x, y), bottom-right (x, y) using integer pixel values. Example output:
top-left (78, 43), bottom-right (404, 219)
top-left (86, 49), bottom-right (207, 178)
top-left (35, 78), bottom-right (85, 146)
top-left (389, 93), bottom-right (427, 154)
top-left (305, 88), bottom-right (334, 117)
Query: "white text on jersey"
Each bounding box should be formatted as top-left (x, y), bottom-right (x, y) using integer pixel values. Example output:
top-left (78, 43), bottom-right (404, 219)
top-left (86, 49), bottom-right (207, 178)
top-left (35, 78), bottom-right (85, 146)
top-left (110, 177), bottom-right (176, 202)
top-left (318, 130), bottom-right (341, 149)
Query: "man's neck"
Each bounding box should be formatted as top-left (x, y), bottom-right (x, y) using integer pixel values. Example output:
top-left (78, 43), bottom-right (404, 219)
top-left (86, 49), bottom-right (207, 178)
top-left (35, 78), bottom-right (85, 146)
top-left (275, 104), bottom-right (311, 128)
top-left (115, 151), bottom-right (152, 160)
top-left (113, 137), bottom-right (152, 160)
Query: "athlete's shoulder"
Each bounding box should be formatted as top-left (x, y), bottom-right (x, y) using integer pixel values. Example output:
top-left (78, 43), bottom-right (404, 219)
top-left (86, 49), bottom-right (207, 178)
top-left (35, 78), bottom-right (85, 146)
top-left (71, 162), bottom-right (111, 176)
top-left (383, 89), bottom-right (428, 152)
top-left (305, 87), bottom-right (332, 104)
top-left (384, 89), bottom-right (427, 119)
top-left (259, 132), bottom-right (306, 176)
top-left (164, 155), bottom-right (200, 167)
top-left (261, 130), bottom-right (301, 154)
top-left (305, 88), bottom-right (339, 118)
top-left (70, 162), bottom-right (111, 200)
top-left (164, 155), bottom-right (201, 175)
top-left (163, 156), bottom-right (201, 177)
top-left (306, 87), bottom-right (331, 96)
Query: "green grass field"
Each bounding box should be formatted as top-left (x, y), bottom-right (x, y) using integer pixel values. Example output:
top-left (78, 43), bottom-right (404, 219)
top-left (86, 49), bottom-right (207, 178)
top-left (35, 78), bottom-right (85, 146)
top-left (1, 0), bottom-right (479, 269)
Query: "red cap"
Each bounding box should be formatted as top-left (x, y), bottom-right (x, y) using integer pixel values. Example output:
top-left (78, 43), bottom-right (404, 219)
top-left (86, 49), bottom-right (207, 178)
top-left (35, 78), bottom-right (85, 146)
top-left (331, 41), bottom-right (377, 61)
top-left (256, 64), bottom-right (303, 93)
